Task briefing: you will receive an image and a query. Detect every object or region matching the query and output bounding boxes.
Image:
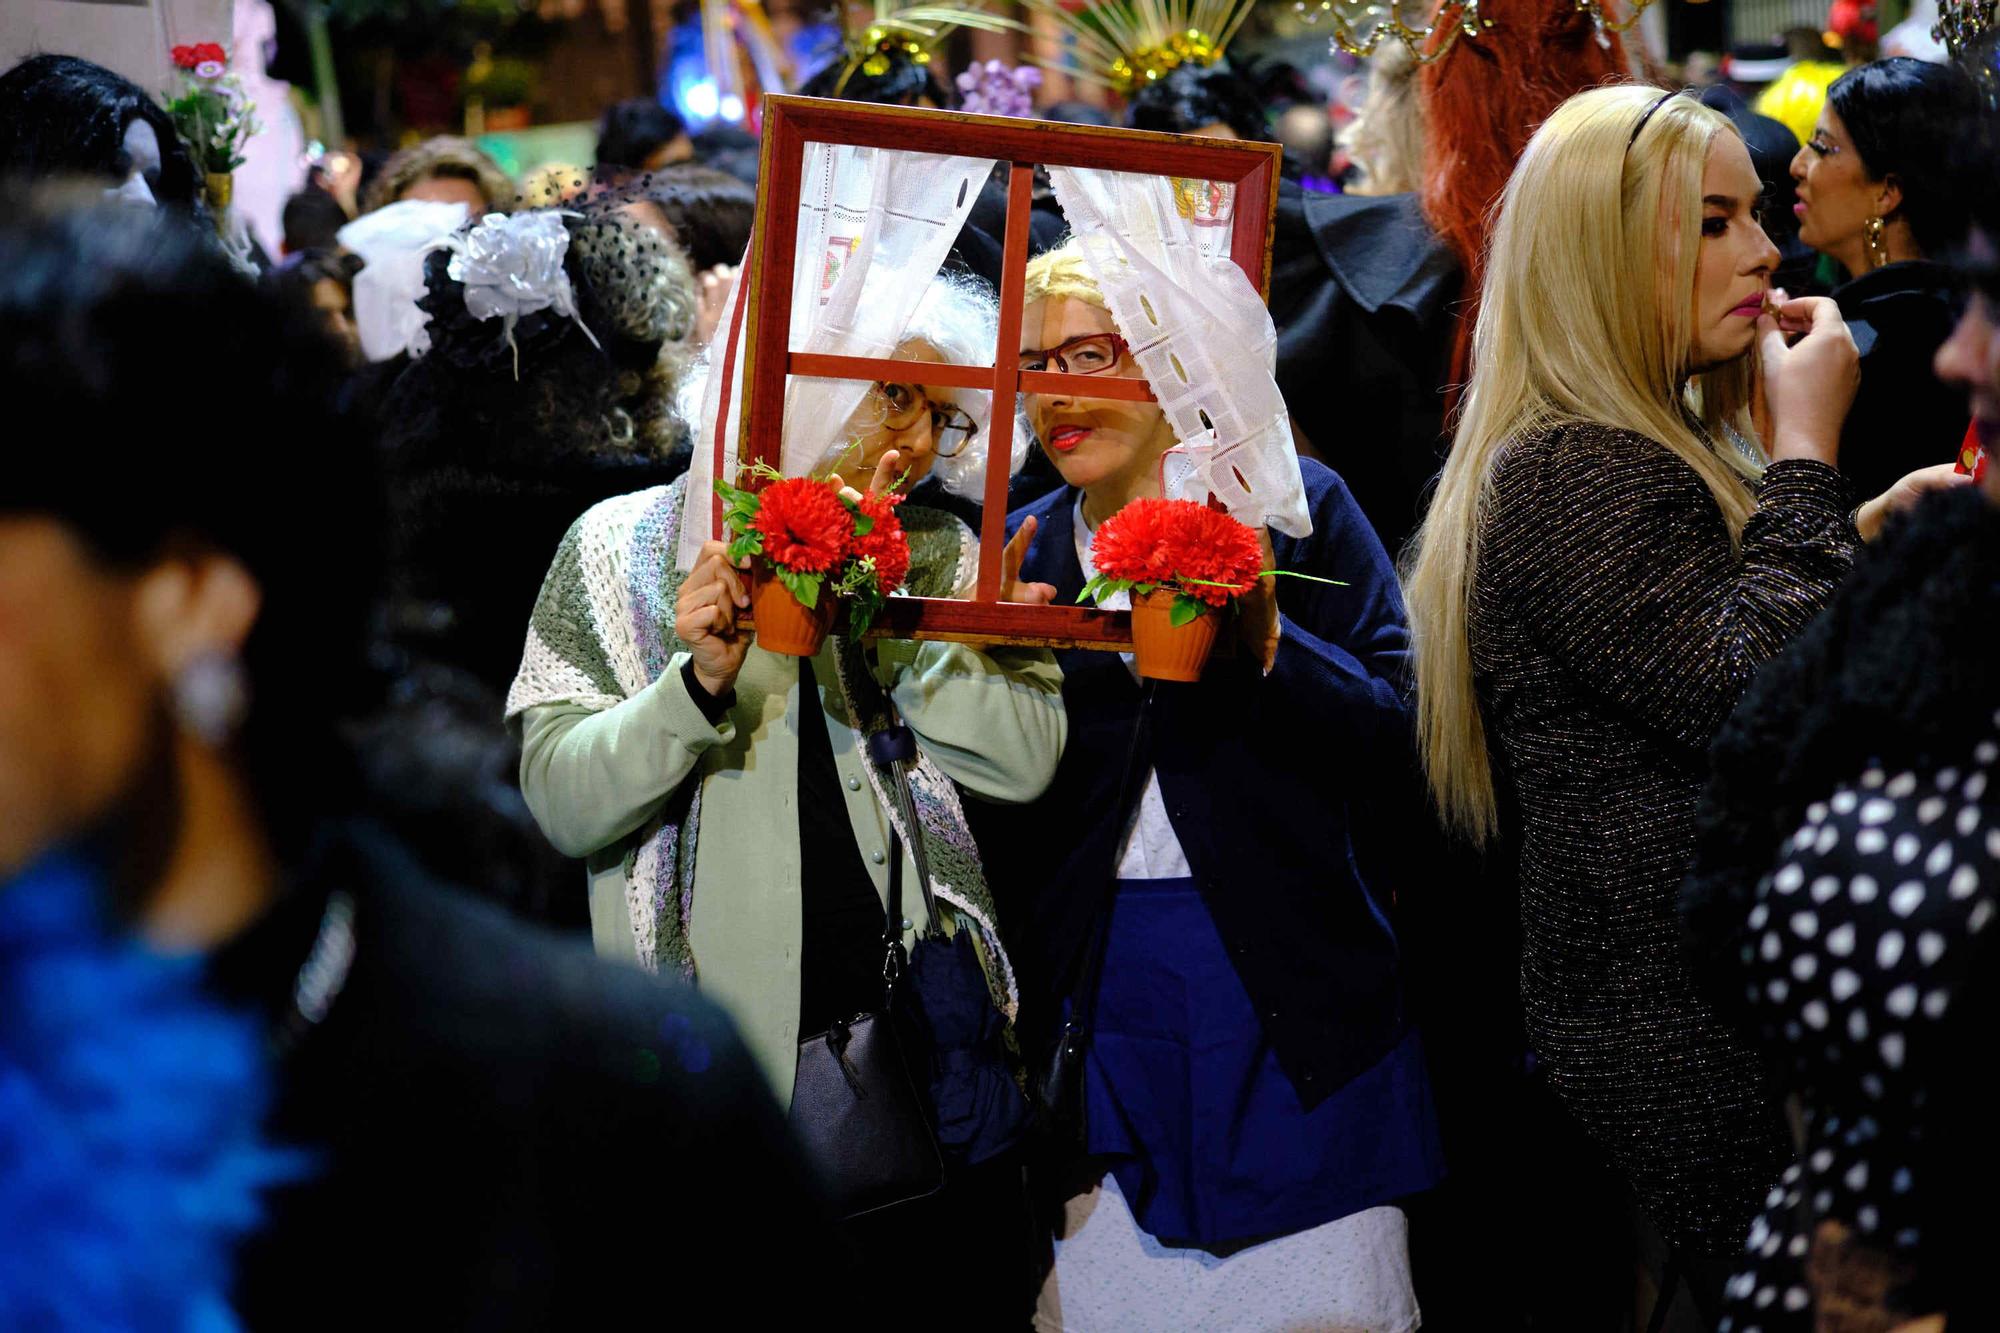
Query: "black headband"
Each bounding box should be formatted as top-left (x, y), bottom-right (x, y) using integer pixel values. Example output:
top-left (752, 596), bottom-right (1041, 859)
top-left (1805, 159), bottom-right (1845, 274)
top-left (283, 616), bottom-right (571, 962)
top-left (1626, 88), bottom-right (1684, 152)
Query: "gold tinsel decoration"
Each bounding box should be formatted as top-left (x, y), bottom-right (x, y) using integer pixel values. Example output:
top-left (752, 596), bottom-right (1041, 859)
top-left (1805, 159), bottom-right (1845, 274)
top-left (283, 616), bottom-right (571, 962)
top-left (828, 1), bottom-right (1026, 96)
top-left (1017, 0), bottom-right (1258, 94)
top-left (1295, 0), bottom-right (1656, 66)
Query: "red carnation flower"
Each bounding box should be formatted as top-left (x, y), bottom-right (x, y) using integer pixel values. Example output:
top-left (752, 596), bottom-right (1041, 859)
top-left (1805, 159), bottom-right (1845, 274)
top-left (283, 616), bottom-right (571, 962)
top-left (1092, 497), bottom-right (1263, 607)
top-left (195, 42), bottom-right (227, 64)
top-left (171, 45), bottom-right (201, 68)
top-left (850, 490), bottom-right (911, 595)
top-left (1090, 498), bottom-right (1172, 584)
top-left (751, 477), bottom-right (851, 575)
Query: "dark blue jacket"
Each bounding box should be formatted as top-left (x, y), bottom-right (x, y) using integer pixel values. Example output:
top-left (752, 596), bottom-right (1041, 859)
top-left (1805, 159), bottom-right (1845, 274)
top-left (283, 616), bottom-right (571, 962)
top-left (968, 459), bottom-right (1421, 1110)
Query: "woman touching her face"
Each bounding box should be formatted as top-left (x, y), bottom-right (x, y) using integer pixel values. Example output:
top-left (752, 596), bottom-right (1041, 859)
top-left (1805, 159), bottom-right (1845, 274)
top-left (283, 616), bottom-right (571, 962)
top-left (1403, 84), bottom-right (1965, 1316)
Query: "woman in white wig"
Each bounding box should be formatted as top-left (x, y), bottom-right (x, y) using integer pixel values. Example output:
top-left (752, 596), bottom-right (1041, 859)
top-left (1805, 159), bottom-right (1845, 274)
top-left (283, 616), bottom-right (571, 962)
top-left (505, 267), bottom-right (1065, 1324)
top-left (877, 272), bottom-right (1036, 527)
top-left (675, 270), bottom-right (1035, 529)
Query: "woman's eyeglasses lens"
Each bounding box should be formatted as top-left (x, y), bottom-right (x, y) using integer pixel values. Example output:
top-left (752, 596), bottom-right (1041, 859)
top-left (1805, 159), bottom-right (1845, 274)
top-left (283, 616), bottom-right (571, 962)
top-left (932, 405), bottom-right (976, 458)
top-left (876, 381), bottom-right (923, 428)
top-left (872, 383), bottom-right (976, 458)
top-left (1019, 334), bottom-right (1123, 376)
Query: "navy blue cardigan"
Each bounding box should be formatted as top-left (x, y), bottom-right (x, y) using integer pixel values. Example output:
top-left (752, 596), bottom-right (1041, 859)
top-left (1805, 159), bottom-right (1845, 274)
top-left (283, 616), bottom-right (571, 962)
top-left (968, 459), bottom-right (1420, 1110)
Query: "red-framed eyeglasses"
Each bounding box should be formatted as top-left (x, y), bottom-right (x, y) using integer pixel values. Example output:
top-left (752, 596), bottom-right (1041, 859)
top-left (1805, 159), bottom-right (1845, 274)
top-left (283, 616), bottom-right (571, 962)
top-left (1017, 332), bottom-right (1133, 378)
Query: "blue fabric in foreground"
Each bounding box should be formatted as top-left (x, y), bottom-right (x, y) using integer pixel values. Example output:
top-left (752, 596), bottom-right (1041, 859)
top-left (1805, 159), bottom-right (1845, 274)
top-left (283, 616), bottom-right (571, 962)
top-left (906, 928), bottom-right (1028, 1165)
top-left (1082, 876), bottom-right (1445, 1249)
top-left (0, 852), bottom-right (308, 1331)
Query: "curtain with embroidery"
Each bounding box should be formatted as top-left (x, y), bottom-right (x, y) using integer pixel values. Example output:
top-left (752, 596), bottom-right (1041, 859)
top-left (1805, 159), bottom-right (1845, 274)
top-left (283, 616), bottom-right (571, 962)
top-left (1048, 166), bottom-right (1310, 537)
top-left (678, 144), bottom-right (996, 570)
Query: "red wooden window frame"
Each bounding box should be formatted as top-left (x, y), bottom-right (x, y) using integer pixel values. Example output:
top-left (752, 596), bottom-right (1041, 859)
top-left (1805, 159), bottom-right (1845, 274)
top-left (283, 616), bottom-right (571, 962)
top-left (727, 94), bottom-right (1281, 650)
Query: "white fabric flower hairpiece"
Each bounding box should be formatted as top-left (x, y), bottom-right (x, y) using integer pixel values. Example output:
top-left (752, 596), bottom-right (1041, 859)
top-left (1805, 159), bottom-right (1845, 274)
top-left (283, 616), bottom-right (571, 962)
top-left (436, 210), bottom-right (601, 376)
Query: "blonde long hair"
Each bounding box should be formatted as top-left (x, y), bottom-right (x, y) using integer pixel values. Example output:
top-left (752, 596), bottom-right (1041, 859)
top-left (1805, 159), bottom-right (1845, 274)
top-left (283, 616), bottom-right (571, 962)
top-left (1403, 85), bottom-right (1764, 846)
top-left (1341, 43), bottom-right (1424, 197)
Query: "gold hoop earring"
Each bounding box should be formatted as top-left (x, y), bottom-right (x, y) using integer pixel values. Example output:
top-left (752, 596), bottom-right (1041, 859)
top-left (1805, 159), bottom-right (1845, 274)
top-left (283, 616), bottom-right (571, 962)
top-left (1864, 215), bottom-right (1889, 270)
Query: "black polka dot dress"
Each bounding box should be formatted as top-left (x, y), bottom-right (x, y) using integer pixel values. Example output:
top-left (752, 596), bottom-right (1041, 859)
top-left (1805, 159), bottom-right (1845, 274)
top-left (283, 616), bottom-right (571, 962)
top-left (1718, 718), bottom-right (2000, 1331)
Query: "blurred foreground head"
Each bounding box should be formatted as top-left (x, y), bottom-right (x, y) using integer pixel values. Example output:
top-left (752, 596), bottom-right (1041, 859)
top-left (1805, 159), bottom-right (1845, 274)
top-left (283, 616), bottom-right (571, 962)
top-left (595, 98), bottom-right (692, 181)
top-left (0, 190), bottom-right (382, 896)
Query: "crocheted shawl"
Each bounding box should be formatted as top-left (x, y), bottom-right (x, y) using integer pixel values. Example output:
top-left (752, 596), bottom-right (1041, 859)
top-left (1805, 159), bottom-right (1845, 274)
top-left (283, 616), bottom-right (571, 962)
top-left (507, 476), bottom-right (1017, 1019)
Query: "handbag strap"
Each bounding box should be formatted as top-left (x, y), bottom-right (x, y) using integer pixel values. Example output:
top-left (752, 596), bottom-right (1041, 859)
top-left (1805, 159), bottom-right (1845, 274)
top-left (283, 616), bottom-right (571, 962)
top-left (868, 720), bottom-right (947, 1013)
top-left (1064, 680), bottom-right (1158, 1041)
top-left (868, 721), bottom-right (943, 940)
top-left (878, 815), bottom-right (907, 1006)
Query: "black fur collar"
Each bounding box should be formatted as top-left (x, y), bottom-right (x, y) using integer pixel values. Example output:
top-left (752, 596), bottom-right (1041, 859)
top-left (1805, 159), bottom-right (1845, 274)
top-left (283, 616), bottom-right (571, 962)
top-left (1684, 487), bottom-right (2000, 1005)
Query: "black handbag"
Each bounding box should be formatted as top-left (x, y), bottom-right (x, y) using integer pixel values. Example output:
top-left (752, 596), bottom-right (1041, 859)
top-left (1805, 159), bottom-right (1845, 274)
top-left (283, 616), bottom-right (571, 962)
top-left (788, 773), bottom-right (945, 1221)
top-left (1028, 681), bottom-right (1158, 1149)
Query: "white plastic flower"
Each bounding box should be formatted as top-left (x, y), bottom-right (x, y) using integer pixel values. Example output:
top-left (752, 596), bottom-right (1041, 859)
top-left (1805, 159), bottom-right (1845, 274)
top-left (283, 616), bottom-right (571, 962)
top-left (195, 59), bottom-right (226, 79)
top-left (437, 210), bottom-right (600, 375)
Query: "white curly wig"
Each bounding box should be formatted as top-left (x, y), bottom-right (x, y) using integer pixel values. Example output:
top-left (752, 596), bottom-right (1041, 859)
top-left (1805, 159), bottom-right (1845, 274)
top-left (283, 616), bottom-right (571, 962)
top-left (678, 270), bottom-right (1031, 500)
top-left (897, 271), bottom-right (1032, 498)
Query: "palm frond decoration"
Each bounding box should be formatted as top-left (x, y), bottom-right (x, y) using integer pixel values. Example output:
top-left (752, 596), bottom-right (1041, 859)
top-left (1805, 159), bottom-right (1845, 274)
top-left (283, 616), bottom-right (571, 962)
top-left (1016, 0), bottom-right (1259, 93)
top-left (827, 0), bottom-right (1029, 95)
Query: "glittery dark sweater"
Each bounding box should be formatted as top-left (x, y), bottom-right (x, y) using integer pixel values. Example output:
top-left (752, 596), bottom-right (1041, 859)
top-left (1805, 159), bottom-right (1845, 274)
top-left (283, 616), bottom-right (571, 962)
top-left (1470, 423), bottom-right (1859, 1254)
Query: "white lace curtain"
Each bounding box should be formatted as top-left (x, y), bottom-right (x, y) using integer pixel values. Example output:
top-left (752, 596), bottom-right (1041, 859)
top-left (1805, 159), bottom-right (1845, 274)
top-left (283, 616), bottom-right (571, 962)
top-left (1048, 167), bottom-right (1311, 538)
top-left (677, 143), bottom-right (996, 570)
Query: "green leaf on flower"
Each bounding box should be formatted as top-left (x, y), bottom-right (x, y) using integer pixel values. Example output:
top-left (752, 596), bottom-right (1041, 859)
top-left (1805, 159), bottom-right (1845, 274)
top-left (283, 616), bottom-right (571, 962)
top-left (777, 567), bottom-right (820, 609)
top-left (847, 585), bottom-right (885, 636)
top-left (1169, 594), bottom-right (1206, 627)
top-left (832, 554), bottom-right (878, 598)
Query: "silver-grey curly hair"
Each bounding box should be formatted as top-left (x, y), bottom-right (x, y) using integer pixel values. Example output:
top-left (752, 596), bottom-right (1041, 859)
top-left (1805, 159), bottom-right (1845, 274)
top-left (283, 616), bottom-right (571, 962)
top-left (678, 270), bottom-right (1030, 499)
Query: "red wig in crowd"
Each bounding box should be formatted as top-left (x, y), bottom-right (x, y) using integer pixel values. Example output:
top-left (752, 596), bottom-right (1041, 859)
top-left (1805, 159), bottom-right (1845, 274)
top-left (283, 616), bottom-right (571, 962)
top-left (1418, 0), bottom-right (1634, 391)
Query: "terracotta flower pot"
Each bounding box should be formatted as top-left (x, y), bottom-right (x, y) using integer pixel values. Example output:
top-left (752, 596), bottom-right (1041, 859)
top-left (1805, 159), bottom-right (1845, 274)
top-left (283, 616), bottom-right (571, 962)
top-left (751, 563), bottom-right (835, 657)
top-left (1129, 588), bottom-right (1221, 682)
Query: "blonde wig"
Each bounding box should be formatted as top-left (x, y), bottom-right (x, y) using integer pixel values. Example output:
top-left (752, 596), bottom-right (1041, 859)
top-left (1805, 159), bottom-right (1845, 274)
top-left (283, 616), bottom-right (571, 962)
top-left (1022, 242), bottom-right (1104, 311)
top-left (1403, 84), bottom-right (1764, 846)
top-left (1341, 43), bottom-right (1425, 197)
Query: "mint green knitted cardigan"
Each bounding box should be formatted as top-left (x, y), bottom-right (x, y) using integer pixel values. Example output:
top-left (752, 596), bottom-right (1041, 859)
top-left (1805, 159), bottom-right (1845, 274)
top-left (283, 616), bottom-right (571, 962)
top-left (505, 476), bottom-right (1017, 1019)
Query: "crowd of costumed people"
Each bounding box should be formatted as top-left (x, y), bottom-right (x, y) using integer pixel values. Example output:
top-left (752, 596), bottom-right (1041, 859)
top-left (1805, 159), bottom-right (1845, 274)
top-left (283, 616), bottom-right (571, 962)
top-left (3, 0), bottom-right (1999, 1328)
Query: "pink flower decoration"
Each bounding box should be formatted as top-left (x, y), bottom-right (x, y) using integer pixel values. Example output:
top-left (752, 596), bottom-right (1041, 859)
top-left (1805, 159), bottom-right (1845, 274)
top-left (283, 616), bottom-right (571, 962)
top-left (955, 61), bottom-right (1041, 118)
